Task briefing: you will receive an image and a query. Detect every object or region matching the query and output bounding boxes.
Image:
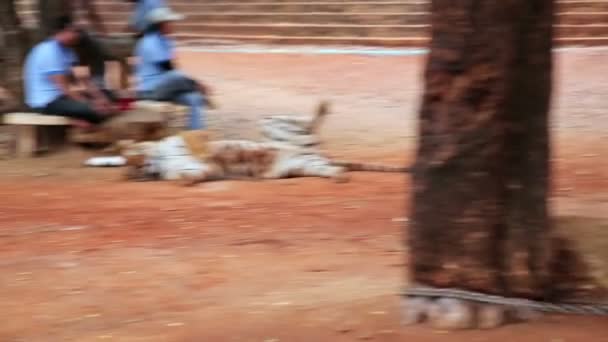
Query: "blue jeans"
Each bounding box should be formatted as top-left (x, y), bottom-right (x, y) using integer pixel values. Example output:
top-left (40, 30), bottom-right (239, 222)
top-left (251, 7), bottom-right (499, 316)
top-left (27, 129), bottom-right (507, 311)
top-left (140, 71), bottom-right (205, 130)
top-left (173, 92), bottom-right (205, 130)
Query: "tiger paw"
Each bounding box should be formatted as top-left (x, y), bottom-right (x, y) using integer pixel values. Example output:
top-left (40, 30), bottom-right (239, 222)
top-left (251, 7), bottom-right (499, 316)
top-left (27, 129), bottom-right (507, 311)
top-left (428, 298), bottom-right (476, 330)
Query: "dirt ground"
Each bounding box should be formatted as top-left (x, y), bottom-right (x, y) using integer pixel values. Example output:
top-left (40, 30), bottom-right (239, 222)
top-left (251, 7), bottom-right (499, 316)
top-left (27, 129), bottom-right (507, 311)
top-left (1, 48), bottom-right (607, 341)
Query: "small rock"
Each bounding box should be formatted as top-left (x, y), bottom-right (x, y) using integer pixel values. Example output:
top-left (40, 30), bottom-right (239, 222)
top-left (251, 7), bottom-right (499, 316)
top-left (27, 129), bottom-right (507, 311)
top-left (32, 172), bottom-right (52, 177)
top-left (221, 254), bottom-right (239, 258)
top-left (368, 311), bottom-right (386, 315)
top-left (357, 333), bottom-right (374, 340)
top-left (271, 302), bottom-right (291, 306)
top-left (60, 226), bottom-right (89, 231)
top-left (428, 298), bottom-right (475, 330)
top-left (123, 318), bottom-right (145, 324)
top-left (510, 306), bottom-right (542, 322)
top-left (56, 262), bottom-right (79, 269)
top-left (377, 329), bottom-right (395, 335)
top-left (477, 304), bottom-right (506, 329)
top-left (401, 297), bottom-right (431, 325)
top-left (335, 326), bottom-right (353, 334)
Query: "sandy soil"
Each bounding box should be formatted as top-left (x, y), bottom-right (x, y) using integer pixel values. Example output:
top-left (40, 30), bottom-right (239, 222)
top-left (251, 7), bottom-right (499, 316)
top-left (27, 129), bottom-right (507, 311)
top-left (0, 48), bottom-right (607, 341)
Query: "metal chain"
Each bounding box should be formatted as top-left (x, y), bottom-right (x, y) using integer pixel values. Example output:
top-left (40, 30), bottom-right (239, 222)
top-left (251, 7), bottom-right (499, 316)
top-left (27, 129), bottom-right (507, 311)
top-left (404, 286), bottom-right (608, 315)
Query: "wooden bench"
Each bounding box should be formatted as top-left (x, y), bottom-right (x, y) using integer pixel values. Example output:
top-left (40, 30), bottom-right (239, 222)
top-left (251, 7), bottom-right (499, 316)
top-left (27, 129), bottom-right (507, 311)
top-left (1, 101), bottom-right (189, 158)
top-left (2, 112), bottom-right (70, 158)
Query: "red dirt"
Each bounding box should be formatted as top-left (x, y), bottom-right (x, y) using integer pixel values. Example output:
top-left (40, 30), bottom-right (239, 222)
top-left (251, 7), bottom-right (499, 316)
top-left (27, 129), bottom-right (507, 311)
top-left (0, 49), bottom-right (607, 341)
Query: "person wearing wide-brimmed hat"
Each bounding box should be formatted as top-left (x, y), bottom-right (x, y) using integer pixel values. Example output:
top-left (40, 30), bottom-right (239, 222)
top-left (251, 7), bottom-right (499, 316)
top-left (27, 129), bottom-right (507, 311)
top-left (135, 8), bottom-right (212, 130)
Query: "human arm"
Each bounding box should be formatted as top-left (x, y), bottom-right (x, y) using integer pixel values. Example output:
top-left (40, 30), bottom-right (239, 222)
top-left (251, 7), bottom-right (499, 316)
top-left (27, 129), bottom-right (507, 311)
top-left (49, 73), bottom-right (86, 102)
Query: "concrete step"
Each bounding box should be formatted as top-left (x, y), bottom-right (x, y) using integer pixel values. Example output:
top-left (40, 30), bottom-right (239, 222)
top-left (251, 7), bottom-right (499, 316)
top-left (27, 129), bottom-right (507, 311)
top-left (558, 0), bottom-right (608, 11)
top-left (108, 22), bottom-right (430, 37)
top-left (185, 0), bottom-right (425, 2)
top-left (99, 11), bottom-right (431, 25)
top-left (557, 12), bottom-right (608, 24)
top-left (556, 36), bottom-right (608, 45)
top-left (108, 21), bottom-right (608, 39)
top-left (172, 33), bottom-right (608, 47)
top-left (173, 33), bottom-right (429, 47)
top-left (95, 0), bottom-right (608, 12)
top-left (556, 24), bottom-right (608, 36)
top-left (93, 0), bottom-right (608, 47)
top-left (96, 1), bottom-right (429, 14)
top-left (100, 11), bottom-right (608, 26)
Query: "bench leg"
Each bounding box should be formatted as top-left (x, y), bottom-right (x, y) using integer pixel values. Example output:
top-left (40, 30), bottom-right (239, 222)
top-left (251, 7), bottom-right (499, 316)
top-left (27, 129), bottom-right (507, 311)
top-left (16, 125), bottom-right (36, 158)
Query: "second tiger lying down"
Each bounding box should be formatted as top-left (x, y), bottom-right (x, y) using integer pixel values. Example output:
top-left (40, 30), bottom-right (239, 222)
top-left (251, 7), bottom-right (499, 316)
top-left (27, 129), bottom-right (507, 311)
top-left (121, 131), bottom-right (411, 184)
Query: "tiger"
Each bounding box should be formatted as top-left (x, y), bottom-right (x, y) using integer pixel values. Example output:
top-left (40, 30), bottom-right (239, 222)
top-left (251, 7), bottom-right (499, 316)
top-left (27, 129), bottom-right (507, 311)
top-left (258, 101), bottom-right (330, 147)
top-left (258, 101), bottom-right (412, 173)
top-left (118, 101), bottom-right (412, 184)
top-left (121, 133), bottom-right (351, 184)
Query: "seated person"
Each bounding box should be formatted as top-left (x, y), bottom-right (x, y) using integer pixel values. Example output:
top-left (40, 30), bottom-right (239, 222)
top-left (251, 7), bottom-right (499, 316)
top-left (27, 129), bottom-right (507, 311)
top-left (39, 0), bottom-right (113, 91)
top-left (23, 15), bottom-right (118, 128)
top-left (135, 7), bottom-right (211, 130)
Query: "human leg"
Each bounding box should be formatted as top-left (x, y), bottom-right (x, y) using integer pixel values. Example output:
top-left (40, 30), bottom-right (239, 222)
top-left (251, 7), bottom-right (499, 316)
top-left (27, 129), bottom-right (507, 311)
top-left (42, 96), bottom-right (106, 125)
top-left (146, 71), bottom-right (199, 101)
top-left (174, 92), bottom-right (206, 130)
top-left (140, 71), bottom-right (206, 129)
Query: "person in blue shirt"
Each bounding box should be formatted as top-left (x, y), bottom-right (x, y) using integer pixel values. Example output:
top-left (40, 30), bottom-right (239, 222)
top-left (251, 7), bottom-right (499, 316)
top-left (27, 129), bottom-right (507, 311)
top-left (23, 15), bottom-right (118, 127)
top-left (135, 8), bottom-right (211, 130)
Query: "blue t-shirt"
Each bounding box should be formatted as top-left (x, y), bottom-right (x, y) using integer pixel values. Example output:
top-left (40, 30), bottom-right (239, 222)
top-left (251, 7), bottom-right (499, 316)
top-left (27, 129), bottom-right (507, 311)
top-left (23, 39), bottom-right (77, 108)
top-left (130, 0), bottom-right (167, 33)
top-left (135, 31), bottom-right (175, 92)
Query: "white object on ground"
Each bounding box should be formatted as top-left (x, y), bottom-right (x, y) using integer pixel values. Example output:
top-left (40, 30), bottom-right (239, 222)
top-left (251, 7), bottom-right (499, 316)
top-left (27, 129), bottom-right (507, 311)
top-left (84, 156), bottom-right (127, 167)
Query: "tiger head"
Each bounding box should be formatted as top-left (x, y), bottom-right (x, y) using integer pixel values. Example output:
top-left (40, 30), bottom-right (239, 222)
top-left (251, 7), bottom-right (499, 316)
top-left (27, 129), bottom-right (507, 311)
top-left (118, 140), bottom-right (162, 181)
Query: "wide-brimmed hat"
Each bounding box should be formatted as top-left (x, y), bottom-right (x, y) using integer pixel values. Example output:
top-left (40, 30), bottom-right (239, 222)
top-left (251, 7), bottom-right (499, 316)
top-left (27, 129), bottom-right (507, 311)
top-left (147, 7), bottom-right (185, 24)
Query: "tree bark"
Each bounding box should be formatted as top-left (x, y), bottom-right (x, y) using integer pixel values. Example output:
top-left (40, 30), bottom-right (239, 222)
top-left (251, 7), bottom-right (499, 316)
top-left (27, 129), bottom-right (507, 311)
top-left (0, 0), bottom-right (29, 111)
top-left (37, 0), bottom-right (71, 39)
top-left (409, 0), bottom-right (558, 300)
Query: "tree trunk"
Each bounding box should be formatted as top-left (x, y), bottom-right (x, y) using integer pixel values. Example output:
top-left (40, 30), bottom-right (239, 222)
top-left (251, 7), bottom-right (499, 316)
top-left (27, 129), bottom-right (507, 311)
top-left (37, 0), bottom-right (70, 39)
top-left (0, 0), bottom-right (28, 111)
top-left (409, 0), bottom-right (557, 300)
